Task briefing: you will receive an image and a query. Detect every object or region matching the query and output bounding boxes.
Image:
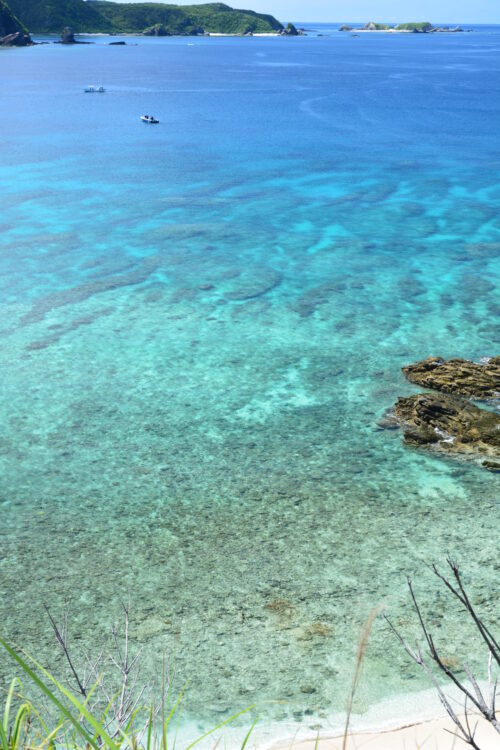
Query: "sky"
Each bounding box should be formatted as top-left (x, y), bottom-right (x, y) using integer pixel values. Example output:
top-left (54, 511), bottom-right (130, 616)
top-left (168, 1), bottom-right (500, 24)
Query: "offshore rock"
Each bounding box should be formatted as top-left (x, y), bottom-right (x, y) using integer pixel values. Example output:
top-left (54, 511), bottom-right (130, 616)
top-left (61, 26), bottom-right (75, 42)
top-left (279, 23), bottom-right (303, 36)
top-left (402, 356), bottom-right (500, 399)
top-left (392, 393), bottom-right (500, 464)
top-left (0, 30), bottom-right (31, 44)
top-left (59, 26), bottom-right (92, 43)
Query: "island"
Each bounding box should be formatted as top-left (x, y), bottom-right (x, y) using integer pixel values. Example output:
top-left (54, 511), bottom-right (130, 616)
top-left (339, 21), bottom-right (464, 33)
top-left (6, 0), bottom-right (285, 36)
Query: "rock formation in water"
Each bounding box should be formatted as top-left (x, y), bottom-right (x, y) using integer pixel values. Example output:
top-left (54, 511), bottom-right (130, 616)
top-left (402, 356), bottom-right (500, 399)
top-left (58, 25), bottom-right (92, 43)
top-left (382, 355), bottom-right (500, 471)
top-left (393, 392), bottom-right (500, 465)
top-left (279, 22), bottom-right (303, 36)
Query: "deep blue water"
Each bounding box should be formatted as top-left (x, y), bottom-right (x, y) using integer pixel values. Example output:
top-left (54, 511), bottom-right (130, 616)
top-left (1, 24), bottom-right (499, 744)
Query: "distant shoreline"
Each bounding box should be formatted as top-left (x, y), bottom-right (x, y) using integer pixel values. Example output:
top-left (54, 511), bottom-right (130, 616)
top-left (339, 21), bottom-right (466, 33)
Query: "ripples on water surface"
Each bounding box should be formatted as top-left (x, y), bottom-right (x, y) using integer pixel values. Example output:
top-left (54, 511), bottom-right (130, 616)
top-left (1, 24), bottom-right (499, 742)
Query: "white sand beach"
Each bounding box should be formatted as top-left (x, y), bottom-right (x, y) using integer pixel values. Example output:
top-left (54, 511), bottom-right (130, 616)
top-left (271, 715), bottom-right (499, 749)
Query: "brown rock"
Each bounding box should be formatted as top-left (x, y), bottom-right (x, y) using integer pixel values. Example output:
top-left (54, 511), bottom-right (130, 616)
top-left (402, 356), bottom-right (500, 399)
top-left (0, 31), bottom-right (32, 45)
top-left (393, 393), bottom-right (500, 464)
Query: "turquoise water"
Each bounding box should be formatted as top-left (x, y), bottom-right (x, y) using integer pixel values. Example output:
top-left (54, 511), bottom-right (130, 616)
top-left (1, 24), bottom-right (499, 741)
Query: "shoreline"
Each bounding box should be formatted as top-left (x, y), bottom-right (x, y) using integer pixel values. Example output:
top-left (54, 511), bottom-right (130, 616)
top-left (269, 714), bottom-right (499, 749)
top-left (188, 682), bottom-right (497, 749)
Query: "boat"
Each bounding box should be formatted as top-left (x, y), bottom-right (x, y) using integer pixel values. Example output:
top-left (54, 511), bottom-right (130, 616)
top-left (141, 115), bottom-right (159, 124)
top-left (84, 85), bottom-right (106, 93)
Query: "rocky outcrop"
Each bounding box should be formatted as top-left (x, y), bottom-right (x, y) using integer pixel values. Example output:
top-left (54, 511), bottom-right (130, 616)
top-left (58, 25), bottom-right (91, 43)
top-left (60, 25), bottom-right (75, 42)
top-left (381, 354), bottom-right (500, 471)
top-left (143, 23), bottom-right (171, 36)
top-left (392, 393), bottom-right (500, 471)
top-left (402, 356), bottom-right (500, 399)
top-left (1, 29), bottom-right (31, 44)
top-left (434, 26), bottom-right (463, 32)
top-left (279, 22), bottom-right (303, 36)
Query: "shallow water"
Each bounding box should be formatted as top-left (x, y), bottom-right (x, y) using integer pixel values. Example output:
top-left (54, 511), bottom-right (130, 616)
top-left (0, 24), bottom-right (499, 741)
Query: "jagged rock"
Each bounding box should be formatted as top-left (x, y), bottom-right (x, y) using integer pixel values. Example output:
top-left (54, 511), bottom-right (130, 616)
top-left (402, 356), bottom-right (500, 399)
top-left (392, 393), bottom-right (500, 464)
top-left (109, 40), bottom-right (126, 45)
top-left (279, 22), bottom-right (301, 36)
top-left (61, 26), bottom-right (75, 43)
top-left (435, 26), bottom-right (463, 32)
top-left (0, 30), bottom-right (31, 45)
top-left (143, 24), bottom-right (171, 36)
top-left (57, 26), bottom-right (91, 43)
top-left (339, 25), bottom-right (353, 32)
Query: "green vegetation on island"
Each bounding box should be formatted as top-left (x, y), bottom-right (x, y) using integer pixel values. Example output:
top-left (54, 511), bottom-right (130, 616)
top-left (394, 21), bottom-right (434, 31)
top-left (7, 0), bottom-right (284, 35)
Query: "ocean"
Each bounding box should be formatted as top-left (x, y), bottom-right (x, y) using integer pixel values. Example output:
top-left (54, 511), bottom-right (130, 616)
top-left (1, 22), bottom-right (499, 745)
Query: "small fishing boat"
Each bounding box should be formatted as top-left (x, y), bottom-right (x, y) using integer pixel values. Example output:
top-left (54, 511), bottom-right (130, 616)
top-left (85, 85), bottom-right (106, 93)
top-left (141, 115), bottom-right (159, 124)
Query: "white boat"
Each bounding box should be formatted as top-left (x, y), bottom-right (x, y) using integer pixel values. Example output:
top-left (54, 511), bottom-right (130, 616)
top-left (84, 85), bottom-right (106, 93)
top-left (141, 115), bottom-right (159, 124)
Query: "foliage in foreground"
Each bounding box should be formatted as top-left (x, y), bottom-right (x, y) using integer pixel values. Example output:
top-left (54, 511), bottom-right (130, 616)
top-left (2, 560), bottom-right (498, 749)
top-left (0, 634), bottom-right (256, 750)
top-left (386, 558), bottom-right (500, 749)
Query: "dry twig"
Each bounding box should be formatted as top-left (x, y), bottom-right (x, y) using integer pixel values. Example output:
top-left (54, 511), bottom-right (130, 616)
top-left (385, 558), bottom-right (499, 748)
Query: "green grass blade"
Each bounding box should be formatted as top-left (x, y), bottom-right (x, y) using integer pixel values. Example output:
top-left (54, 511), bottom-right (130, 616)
top-left (186, 705), bottom-right (256, 750)
top-left (0, 721), bottom-right (9, 750)
top-left (3, 677), bottom-right (21, 733)
top-left (163, 681), bottom-right (188, 734)
top-left (146, 703), bottom-right (154, 750)
top-left (40, 716), bottom-right (65, 749)
top-left (11, 703), bottom-right (30, 748)
top-left (123, 705), bottom-right (144, 736)
top-left (89, 687), bottom-right (120, 744)
top-left (240, 716), bottom-right (259, 750)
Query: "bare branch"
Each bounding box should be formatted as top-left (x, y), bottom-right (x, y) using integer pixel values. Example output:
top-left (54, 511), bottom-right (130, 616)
top-left (44, 605), bottom-right (87, 700)
top-left (386, 562), bottom-right (500, 746)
